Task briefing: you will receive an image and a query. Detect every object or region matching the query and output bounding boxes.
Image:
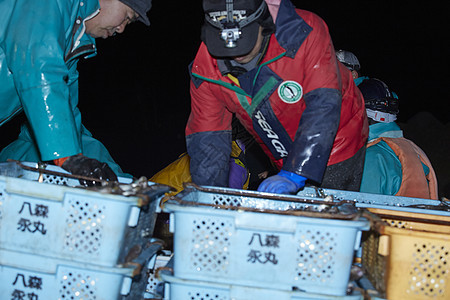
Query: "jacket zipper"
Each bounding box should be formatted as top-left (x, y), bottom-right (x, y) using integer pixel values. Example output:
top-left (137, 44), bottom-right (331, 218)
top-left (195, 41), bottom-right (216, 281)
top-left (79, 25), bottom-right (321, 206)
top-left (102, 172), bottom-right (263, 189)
top-left (65, 9), bottom-right (99, 62)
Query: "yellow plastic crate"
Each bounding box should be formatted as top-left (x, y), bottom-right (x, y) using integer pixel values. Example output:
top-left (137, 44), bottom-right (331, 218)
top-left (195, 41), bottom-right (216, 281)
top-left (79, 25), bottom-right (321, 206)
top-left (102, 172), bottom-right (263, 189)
top-left (362, 208), bottom-right (450, 300)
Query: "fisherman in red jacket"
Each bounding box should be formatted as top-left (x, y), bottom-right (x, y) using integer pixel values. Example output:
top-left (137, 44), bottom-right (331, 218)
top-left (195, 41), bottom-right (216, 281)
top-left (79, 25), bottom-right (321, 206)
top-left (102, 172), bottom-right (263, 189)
top-left (186, 0), bottom-right (368, 194)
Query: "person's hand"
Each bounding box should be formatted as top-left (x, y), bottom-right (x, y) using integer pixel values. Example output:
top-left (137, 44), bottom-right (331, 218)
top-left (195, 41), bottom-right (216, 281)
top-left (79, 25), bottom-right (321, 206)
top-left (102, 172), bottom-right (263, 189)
top-left (60, 155), bottom-right (118, 186)
top-left (257, 170), bottom-right (307, 194)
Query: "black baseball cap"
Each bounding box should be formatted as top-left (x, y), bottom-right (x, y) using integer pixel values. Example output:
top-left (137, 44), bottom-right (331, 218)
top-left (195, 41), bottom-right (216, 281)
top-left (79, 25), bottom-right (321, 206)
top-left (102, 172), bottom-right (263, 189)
top-left (119, 0), bottom-right (152, 26)
top-left (202, 0), bottom-right (267, 58)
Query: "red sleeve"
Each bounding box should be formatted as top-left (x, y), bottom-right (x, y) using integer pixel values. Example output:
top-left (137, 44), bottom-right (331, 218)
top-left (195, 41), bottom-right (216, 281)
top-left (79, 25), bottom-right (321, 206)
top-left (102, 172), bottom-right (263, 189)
top-left (297, 9), bottom-right (341, 95)
top-left (186, 78), bottom-right (233, 136)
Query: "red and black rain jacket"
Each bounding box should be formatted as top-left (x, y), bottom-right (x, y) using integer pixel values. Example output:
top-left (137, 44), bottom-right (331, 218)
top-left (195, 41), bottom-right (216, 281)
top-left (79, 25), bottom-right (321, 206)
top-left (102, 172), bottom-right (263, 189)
top-left (186, 0), bottom-right (368, 186)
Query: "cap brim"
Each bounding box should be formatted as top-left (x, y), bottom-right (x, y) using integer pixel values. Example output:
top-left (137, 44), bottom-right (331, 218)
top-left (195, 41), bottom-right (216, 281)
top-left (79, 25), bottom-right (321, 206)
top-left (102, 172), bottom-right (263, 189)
top-left (137, 13), bottom-right (150, 26)
top-left (203, 22), bottom-right (259, 58)
top-left (120, 0), bottom-right (151, 26)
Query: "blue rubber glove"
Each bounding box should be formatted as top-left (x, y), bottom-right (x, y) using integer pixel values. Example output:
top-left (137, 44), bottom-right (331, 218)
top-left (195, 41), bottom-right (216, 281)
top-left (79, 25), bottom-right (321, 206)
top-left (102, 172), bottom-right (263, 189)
top-left (257, 170), bottom-right (307, 194)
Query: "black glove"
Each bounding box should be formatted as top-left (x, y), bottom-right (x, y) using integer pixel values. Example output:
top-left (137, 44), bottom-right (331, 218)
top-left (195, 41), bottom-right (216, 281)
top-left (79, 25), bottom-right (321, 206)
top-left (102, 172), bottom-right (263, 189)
top-left (61, 155), bottom-right (118, 186)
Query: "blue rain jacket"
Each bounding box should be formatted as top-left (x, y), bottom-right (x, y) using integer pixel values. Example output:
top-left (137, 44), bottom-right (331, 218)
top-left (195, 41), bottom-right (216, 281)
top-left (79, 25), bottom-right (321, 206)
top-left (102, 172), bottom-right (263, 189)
top-left (0, 0), bottom-right (127, 176)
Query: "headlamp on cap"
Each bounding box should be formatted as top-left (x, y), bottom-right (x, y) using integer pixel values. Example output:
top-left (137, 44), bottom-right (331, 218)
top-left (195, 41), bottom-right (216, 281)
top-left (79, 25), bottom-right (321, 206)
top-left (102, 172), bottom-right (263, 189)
top-left (221, 25), bottom-right (241, 48)
top-left (205, 0), bottom-right (265, 49)
top-left (359, 78), bottom-right (399, 123)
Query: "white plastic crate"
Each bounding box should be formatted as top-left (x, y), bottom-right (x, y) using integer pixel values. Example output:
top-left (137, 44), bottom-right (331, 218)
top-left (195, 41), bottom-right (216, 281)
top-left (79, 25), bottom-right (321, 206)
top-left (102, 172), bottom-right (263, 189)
top-left (297, 187), bottom-right (450, 216)
top-left (0, 161), bottom-right (171, 267)
top-left (163, 184), bottom-right (370, 296)
top-left (143, 251), bottom-right (173, 299)
top-left (161, 273), bottom-right (364, 300)
top-left (0, 249), bottom-right (136, 300)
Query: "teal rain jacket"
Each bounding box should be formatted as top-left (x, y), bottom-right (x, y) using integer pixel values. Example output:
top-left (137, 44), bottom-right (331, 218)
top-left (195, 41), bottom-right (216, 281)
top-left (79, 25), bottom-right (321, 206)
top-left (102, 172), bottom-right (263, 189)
top-left (360, 122), bottom-right (431, 195)
top-left (360, 123), bottom-right (404, 195)
top-left (0, 0), bottom-right (127, 177)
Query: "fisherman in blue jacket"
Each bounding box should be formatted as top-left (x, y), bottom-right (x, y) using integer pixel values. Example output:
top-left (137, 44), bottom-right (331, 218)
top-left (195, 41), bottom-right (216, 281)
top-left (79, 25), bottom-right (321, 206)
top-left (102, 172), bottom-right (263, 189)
top-left (0, 0), bottom-right (152, 184)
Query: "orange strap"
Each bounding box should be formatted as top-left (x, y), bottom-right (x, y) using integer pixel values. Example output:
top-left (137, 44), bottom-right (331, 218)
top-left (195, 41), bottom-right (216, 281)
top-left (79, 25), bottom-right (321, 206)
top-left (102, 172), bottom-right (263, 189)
top-left (53, 153), bottom-right (82, 167)
top-left (367, 138), bottom-right (438, 199)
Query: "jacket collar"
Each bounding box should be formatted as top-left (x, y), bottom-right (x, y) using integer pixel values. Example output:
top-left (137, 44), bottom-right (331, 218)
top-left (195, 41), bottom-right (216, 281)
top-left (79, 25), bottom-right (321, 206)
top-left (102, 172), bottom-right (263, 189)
top-left (272, 0), bottom-right (312, 58)
top-left (65, 0), bottom-right (99, 62)
top-left (191, 0), bottom-right (312, 82)
top-left (368, 122), bottom-right (403, 141)
top-left (76, 0), bottom-right (99, 50)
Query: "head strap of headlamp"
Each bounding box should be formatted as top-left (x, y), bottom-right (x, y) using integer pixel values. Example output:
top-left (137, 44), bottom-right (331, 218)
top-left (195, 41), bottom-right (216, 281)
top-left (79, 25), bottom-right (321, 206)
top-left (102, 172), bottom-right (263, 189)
top-left (205, 0), bottom-right (266, 30)
top-left (366, 109), bottom-right (397, 123)
top-left (365, 96), bottom-right (399, 115)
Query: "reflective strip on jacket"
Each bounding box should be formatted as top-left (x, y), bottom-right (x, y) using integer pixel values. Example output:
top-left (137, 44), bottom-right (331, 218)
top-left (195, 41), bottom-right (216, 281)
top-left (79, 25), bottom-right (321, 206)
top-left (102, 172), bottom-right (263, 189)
top-left (0, 0), bottom-right (99, 161)
top-left (186, 0), bottom-right (368, 186)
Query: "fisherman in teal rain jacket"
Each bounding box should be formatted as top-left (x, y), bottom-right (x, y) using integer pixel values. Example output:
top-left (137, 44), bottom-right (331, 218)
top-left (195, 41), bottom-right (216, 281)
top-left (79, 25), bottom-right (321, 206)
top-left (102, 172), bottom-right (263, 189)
top-left (0, 0), bottom-right (152, 183)
top-left (358, 78), bottom-right (438, 199)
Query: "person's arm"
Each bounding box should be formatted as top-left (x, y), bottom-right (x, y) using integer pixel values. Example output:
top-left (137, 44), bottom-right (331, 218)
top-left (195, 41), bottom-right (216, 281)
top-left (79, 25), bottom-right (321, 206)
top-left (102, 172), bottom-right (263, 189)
top-left (186, 78), bottom-right (233, 187)
top-left (4, 1), bottom-right (81, 161)
top-left (4, 3), bottom-right (118, 184)
top-left (282, 12), bottom-right (342, 183)
top-left (258, 12), bottom-right (342, 194)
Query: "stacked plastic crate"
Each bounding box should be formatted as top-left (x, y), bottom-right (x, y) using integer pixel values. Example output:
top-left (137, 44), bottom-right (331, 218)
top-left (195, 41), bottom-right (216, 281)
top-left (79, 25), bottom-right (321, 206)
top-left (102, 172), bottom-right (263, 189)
top-left (0, 161), bottom-right (171, 300)
top-left (297, 187), bottom-right (450, 300)
top-left (160, 183), bottom-right (371, 300)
